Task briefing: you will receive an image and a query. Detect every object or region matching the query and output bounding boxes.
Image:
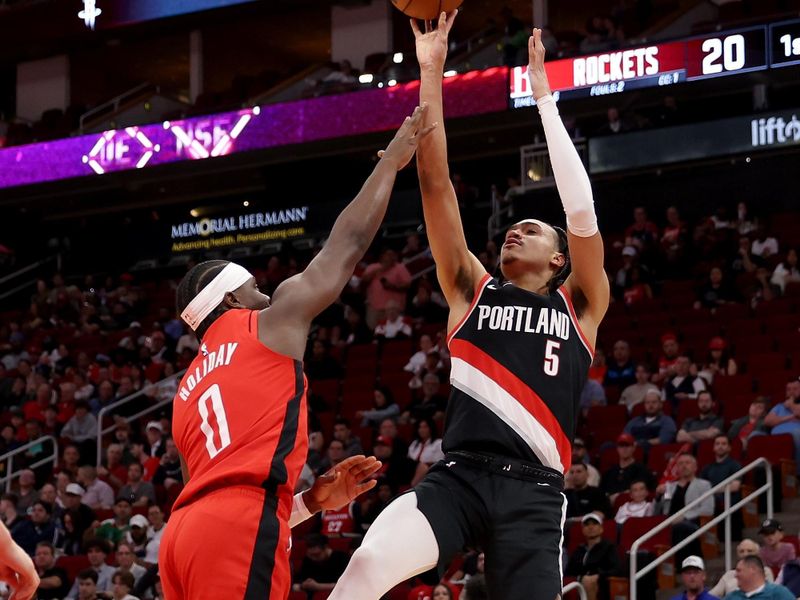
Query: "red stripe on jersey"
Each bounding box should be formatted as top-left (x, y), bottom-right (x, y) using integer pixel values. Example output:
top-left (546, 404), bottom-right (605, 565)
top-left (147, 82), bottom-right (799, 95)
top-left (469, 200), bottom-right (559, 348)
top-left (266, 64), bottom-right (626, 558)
top-left (450, 337), bottom-right (573, 473)
top-left (557, 286), bottom-right (595, 357)
top-left (447, 273), bottom-right (493, 347)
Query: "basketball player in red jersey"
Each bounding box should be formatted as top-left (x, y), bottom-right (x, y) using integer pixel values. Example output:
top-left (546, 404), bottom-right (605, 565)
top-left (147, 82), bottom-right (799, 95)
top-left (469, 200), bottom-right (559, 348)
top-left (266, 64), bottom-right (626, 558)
top-left (330, 16), bottom-right (610, 600)
top-left (159, 105), bottom-right (437, 600)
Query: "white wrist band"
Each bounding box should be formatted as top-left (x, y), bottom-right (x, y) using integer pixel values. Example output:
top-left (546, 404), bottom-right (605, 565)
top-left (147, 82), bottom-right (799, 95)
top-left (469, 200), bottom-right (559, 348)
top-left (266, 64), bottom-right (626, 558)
top-left (289, 492), bottom-right (313, 528)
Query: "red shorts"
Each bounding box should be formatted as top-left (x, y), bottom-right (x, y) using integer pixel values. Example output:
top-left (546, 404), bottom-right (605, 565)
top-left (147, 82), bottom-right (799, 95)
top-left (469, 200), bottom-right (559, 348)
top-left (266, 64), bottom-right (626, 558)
top-left (160, 486), bottom-right (292, 600)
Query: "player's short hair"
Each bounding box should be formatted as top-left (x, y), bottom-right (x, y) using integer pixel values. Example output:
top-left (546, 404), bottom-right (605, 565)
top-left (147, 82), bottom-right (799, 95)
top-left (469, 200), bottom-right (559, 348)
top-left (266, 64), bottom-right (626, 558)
top-left (77, 569), bottom-right (99, 584)
top-left (1, 493), bottom-right (19, 505)
top-left (739, 555), bottom-right (765, 573)
top-left (84, 538), bottom-right (109, 554)
top-left (112, 570), bottom-right (135, 588)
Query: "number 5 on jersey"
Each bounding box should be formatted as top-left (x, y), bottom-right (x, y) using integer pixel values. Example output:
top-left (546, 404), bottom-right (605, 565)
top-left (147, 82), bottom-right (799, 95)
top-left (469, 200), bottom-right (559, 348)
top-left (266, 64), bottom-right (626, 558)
top-left (544, 340), bottom-right (561, 376)
top-left (198, 384), bottom-right (232, 459)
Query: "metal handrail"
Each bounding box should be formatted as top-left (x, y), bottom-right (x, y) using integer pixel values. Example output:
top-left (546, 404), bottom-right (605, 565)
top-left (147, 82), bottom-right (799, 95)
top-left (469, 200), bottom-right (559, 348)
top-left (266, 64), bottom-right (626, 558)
top-left (629, 457), bottom-right (773, 600)
top-left (95, 369), bottom-right (186, 466)
top-left (79, 82), bottom-right (157, 132)
top-left (0, 254), bottom-right (59, 286)
top-left (0, 436), bottom-right (59, 492)
top-left (563, 581), bottom-right (588, 600)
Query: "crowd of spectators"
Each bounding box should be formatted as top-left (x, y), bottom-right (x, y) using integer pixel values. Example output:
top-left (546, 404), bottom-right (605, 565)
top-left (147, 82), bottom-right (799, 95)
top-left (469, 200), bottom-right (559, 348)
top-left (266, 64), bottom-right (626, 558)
top-left (0, 194), bottom-right (799, 599)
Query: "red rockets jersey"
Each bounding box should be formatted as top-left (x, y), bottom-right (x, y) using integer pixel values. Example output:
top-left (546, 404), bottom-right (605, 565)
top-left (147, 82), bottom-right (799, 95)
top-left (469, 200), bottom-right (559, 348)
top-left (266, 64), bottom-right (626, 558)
top-left (171, 309), bottom-right (308, 511)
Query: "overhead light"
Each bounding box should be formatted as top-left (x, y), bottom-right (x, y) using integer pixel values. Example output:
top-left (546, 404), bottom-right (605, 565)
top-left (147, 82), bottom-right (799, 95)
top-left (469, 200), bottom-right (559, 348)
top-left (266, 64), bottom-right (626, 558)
top-left (359, 74), bottom-right (374, 84)
top-left (190, 209), bottom-right (199, 217)
top-left (378, 82), bottom-right (384, 88)
top-left (444, 70), bottom-right (458, 78)
top-left (252, 106), bottom-right (261, 116)
top-left (393, 52), bottom-right (403, 64)
top-left (388, 79), bottom-right (397, 87)
top-left (243, 201), bottom-right (250, 207)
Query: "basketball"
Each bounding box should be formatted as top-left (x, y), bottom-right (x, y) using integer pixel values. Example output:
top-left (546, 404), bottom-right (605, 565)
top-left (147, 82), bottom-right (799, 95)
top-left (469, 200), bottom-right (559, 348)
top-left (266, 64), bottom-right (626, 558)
top-left (391, 0), bottom-right (463, 21)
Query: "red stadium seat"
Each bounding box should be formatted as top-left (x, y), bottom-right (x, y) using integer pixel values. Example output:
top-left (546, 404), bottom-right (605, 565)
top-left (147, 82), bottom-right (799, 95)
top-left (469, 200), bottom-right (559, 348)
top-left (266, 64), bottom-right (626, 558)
top-left (309, 379), bottom-right (340, 407)
top-left (722, 395), bottom-right (755, 425)
top-left (714, 375), bottom-right (755, 399)
top-left (312, 591), bottom-right (332, 600)
top-left (747, 434), bottom-right (795, 466)
top-left (587, 405), bottom-right (628, 429)
top-left (646, 443), bottom-right (686, 476)
top-left (618, 516), bottom-right (669, 557)
top-left (56, 555), bottom-right (91, 583)
top-left (746, 353), bottom-right (789, 374)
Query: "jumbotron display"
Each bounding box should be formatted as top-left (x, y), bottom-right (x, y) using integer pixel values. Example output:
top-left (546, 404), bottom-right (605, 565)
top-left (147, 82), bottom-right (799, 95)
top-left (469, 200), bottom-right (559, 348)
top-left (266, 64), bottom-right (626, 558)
top-left (509, 22), bottom-right (794, 107)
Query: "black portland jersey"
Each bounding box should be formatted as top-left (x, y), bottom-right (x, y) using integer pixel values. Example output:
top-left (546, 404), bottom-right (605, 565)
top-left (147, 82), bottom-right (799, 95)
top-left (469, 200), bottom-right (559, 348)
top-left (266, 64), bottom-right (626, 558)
top-left (444, 274), bottom-right (593, 474)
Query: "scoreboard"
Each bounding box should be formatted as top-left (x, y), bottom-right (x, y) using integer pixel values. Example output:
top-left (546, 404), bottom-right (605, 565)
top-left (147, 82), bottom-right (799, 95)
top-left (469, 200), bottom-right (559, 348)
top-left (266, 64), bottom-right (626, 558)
top-left (510, 18), bottom-right (798, 107)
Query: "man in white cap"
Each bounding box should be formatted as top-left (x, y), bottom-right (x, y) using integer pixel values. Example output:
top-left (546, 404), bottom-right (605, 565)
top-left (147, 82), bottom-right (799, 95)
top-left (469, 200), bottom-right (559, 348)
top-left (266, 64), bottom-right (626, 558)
top-left (144, 421), bottom-right (164, 458)
top-left (565, 512), bottom-right (620, 600)
top-left (63, 483), bottom-right (96, 541)
top-left (125, 514), bottom-right (151, 560)
top-left (669, 556), bottom-right (719, 600)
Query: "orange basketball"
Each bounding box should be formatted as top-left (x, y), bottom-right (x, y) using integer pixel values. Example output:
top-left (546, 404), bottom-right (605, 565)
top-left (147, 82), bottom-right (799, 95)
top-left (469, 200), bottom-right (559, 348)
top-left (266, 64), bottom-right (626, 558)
top-left (391, 0), bottom-right (463, 21)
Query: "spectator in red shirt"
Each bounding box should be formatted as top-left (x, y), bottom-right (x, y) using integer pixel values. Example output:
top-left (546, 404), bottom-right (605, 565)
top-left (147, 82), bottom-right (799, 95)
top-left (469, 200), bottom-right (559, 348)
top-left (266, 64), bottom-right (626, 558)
top-left (625, 207), bottom-right (659, 254)
top-left (23, 383), bottom-right (53, 422)
top-left (728, 398), bottom-right (769, 451)
top-left (654, 333), bottom-right (680, 385)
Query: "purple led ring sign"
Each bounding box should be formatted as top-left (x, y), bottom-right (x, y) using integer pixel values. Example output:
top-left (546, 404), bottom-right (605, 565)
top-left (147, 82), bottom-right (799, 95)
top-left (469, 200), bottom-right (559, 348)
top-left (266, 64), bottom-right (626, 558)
top-left (0, 67), bottom-right (509, 191)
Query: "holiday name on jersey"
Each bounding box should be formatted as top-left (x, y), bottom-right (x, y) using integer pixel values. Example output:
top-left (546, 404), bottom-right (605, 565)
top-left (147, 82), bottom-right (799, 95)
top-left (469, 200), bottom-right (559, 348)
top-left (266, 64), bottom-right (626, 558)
top-left (476, 305), bottom-right (570, 340)
top-left (178, 342), bottom-right (239, 401)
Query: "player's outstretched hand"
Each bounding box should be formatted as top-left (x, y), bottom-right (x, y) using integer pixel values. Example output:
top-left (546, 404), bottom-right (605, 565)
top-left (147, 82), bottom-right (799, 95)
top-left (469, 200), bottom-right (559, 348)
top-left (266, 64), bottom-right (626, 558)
top-left (411, 10), bottom-right (458, 72)
top-left (527, 27), bottom-right (552, 101)
top-left (0, 523), bottom-right (39, 600)
top-left (377, 104), bottom-right (437, 171)
top-left (307, 455), bottom-right (382, 511)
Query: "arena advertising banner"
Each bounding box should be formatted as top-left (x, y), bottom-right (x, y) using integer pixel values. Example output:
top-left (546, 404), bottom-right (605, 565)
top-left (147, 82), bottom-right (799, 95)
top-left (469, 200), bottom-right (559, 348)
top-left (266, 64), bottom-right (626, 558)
top-left (168, 206), bottom-right (312, 253)
top-left (588, 108), bottom-right (800, 173)
top-left (0, 68), bottom-right (507, 191)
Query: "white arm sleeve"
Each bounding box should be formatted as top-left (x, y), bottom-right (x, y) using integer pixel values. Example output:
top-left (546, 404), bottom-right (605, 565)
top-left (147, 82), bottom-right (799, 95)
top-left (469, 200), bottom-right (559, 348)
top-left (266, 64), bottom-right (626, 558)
top-left (537, 94), bottom-right (598, 238)
top-left (288, 492), bottom-right (313, 528)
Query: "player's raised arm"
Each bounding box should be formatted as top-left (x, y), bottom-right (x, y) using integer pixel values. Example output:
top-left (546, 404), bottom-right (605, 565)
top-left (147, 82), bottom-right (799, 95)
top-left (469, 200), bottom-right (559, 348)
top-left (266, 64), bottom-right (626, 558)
top-left (413, 12), bottom-right (487, 318)
top-left (527, 28), bottom-right (610, 332)
top-left (261, 106), bottom-right (435, 359)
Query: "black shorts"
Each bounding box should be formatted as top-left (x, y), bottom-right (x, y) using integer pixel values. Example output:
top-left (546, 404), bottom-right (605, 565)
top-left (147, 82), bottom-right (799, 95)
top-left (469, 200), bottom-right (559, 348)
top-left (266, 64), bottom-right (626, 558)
top-left (414, 450), bottom-right (567, 600)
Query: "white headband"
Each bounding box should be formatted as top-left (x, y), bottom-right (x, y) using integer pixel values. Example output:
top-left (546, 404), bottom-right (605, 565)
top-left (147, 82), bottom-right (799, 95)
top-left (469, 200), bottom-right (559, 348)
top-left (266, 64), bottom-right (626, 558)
top-left (181, 263), bottom-right (252, 331)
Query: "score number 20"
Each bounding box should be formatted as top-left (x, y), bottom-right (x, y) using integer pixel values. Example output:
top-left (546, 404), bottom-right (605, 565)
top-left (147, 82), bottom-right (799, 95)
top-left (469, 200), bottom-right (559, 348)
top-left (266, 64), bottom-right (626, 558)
top-left (701, 34), bottom-right (746, 75)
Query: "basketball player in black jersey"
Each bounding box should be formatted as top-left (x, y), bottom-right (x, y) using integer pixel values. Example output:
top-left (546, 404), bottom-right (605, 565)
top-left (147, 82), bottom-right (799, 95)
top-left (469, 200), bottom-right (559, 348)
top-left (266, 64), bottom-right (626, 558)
top-left (329, 14), bottom-right (610, 600)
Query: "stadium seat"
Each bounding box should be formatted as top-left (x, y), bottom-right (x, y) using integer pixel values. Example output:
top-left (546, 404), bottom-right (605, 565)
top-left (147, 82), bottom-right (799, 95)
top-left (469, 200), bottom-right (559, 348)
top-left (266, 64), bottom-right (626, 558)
top-left (647, 443), bottom-right (686, 476)
top-left (714, 375), bottom-right (755, 399)
top-left (618, 516), bottom-right (669, 556)
top-left (566, 518), bottom-right (618, 554)
top-left (746, 353), bottom-right (789, 374)
top-left (56, 555), bottom-right (91, 583)
top-left (721, 395), bottom-right (755, 426)
top-left (587, 405), bottom-right (628, 429)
